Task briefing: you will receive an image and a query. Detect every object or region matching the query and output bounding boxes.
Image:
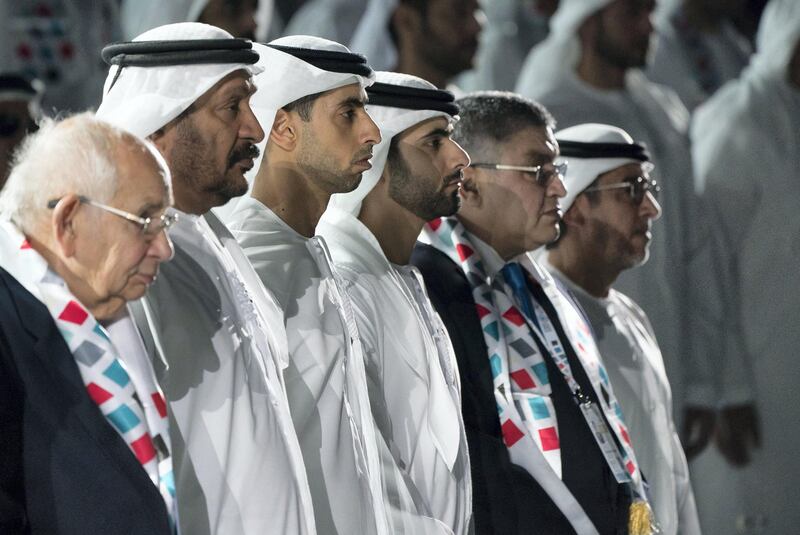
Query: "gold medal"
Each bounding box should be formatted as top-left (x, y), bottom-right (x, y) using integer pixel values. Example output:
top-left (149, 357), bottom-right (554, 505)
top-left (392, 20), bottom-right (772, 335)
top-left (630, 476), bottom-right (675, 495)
top-left (628, 499), bottom-right (658, 535)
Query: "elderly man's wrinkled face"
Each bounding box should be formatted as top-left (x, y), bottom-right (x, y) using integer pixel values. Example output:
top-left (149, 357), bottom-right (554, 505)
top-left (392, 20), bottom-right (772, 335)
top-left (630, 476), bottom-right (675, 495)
top-left (386, 116), bottom-right (469, 221)
top-left (582, 162), bottom-right (661, 269)
top-left (294, 83), bottom-right (381, 194)
top-left (596, 0), bottom-right (656, 69)
top-left (473, 126), bottom-right (566, 254)
top-left (159, 70), bottom-right (264, 213)
top-left (72, 143), bottom-right (174, 312)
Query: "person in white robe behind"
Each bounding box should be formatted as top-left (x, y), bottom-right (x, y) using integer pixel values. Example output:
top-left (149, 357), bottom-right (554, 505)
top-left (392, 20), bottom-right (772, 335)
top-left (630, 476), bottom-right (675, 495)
top-left (541, 122), bottom-right (701, 535)
top-left (96, 22), bottom-right (316, 535)
top-left (283, 0), bottom-right (367, 44)
top-left (515, 0), bottom-right (758, 464)
top-left (120, 0), bottom-right (270, 41)
top-left (457, 0), bottom-right (556, 92)
top-left (223, 36), bottom-right (391, 535)
top-left (316, 71), bottom-right (472, 534)
top-left (691, 1), bottom-right (800, 532)
top-left (349, 0), bottom-right (483, 89)
top-left (647, 0), bottom-right (752, 111)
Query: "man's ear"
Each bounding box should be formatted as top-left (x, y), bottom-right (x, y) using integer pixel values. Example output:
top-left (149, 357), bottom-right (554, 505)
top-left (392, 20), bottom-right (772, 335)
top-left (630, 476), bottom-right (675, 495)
top-left (269, 109), bottom-right (298, 152)
top-left (459, 166), bottom-right (481, 208)
top-left (51, 194), bottom-right (82, 258)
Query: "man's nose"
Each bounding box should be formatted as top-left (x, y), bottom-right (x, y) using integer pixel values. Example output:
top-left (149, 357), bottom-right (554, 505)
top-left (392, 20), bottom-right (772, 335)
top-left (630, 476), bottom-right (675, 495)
top-left (241, 101), bottom-right (266, 144)
top-left (641, 191), bottom-right (662, 221)
top-left (150, 228), bottom-right (175, 262)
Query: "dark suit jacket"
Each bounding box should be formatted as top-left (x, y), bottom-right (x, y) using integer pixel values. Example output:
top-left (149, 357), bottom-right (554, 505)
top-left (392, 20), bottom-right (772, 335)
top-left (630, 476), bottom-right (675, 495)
top-left (0, 267), bottom-right (172, 535)
top-left (411, 243), bottom-right (578, 535)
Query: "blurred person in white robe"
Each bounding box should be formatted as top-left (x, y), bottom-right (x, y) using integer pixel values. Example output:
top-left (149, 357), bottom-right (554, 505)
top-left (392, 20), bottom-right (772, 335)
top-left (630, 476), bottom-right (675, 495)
top-left (349, 0), bottom-right (483, 89)
top-left (121, 0), bottom-right (276, 42)
top-left (317, 71), bottom-right (472, 534)
top-left (458, 0), bottom-right (558, 92)
top-left (96, 22), bottom-right (315, 535)
top-left (542, 122), bottom-right (701, 535)
top-left (515, 0), bottom-right (758, 463)
top-left (224, 36), bottom-right (392, 535)
top-left (647, 0), bottom-right (752, 111)
top-left (283, 0), bottom-right (367, 44)
top-left (691, 1), bottom-right (800, 532)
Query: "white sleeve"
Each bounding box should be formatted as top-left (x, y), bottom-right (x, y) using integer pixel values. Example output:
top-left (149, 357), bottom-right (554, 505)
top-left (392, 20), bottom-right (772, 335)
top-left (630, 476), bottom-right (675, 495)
top-left (688, 118), bottom-right (759, 407)
top-left (670, 423), bottom-right (703, 534)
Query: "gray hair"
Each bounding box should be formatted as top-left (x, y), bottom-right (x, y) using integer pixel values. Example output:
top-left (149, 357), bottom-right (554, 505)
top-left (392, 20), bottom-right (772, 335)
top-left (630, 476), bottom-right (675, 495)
top-left (453, 91), bottom-right (556, 162)
top-left (0, 111), bottom-right (170, 234)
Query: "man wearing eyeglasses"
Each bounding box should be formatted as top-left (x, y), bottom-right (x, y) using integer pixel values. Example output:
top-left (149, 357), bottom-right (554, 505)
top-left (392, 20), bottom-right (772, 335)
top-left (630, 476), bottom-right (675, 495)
top-left (414, 93), bottom-right (655, 535)
top-left (541, 123), bottom-right (701, 535)
top-left (0, 113), bottom-right (176, 534)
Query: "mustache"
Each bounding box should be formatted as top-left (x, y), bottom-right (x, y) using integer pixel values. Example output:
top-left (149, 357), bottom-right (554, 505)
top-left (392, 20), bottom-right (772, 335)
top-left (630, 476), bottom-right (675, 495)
top-left (228, 143), bottom-right (260, 168)
top-left (351, 147), bottom-right (374, 163)
top-left (443, 169), bottom-right (464, 186)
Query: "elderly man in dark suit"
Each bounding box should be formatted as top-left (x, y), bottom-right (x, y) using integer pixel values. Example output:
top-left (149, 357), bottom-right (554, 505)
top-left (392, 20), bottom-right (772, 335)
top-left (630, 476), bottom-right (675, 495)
top-left (0, 112), bottom-right (175, 534)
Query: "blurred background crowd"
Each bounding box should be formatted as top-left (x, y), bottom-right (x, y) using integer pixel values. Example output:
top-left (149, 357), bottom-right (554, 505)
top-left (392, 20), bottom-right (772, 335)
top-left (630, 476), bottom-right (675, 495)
top-left (1, 1), bottom-right (796, 534)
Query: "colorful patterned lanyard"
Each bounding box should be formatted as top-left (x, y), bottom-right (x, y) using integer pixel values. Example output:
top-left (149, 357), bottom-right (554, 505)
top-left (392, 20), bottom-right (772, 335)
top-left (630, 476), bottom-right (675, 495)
top-left (503, 263), bottom-right (634, 485)
top-left (423, 217), bottom-right (564, 476)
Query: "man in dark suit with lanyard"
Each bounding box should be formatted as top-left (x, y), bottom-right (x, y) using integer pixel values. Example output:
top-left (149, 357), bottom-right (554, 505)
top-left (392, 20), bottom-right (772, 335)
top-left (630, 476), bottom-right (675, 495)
top-left (412, 91), bottom-right (655, 535)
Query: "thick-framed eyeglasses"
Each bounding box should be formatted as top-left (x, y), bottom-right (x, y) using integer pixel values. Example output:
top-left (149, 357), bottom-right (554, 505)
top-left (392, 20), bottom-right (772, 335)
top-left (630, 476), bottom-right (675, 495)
top-left (46, 195), bottom-right (178, 236)
top-left (584, 176), bottom-right (661, 205)
top-left (469, 161), bottom-right (569, 187)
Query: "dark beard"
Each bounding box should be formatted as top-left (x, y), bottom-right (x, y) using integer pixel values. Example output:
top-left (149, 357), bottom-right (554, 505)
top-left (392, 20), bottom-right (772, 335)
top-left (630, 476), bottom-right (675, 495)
top-left (169, 116), bottom-right (251, 206)
top-left (595, 18), bottom-right (650, 70)
top-left (227, 142), bottom-right (260, 169)
top-left (388, 152), bottom-right (462, 221)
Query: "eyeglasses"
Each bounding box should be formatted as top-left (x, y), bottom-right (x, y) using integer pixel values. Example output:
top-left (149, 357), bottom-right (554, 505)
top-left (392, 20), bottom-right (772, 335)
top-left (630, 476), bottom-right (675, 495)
top-left (47, 195), bottom-right (178, 236)
top-left (583, 176), bottom-right (661, 205)
top-left (469, 161), bottom-right (568, 187)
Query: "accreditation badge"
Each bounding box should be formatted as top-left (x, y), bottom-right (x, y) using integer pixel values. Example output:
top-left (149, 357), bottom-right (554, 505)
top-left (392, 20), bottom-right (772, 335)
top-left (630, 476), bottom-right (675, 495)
top-left (578, 400), bottom-right (631, 483)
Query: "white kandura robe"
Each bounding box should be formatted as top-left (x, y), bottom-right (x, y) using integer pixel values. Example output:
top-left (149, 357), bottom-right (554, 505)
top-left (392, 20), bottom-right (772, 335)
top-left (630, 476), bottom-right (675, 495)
top-left (457, 0), bottom-right (550, 92)
top-left (516, 68), bottom-right (744, 415)
top-left (136, 210), bottom-right (316, 535)
top-left (283, 0), bottom-right (367, 44)
top-left (317, 207), bottom-right (471, 535)
top-left (691, 66), bottom-right (800, 535)
top-left (545, 260), bottom-right (702, 535)
top-left (224, 196), bottom-right (388, 535)
top-left (647, 18), bottom-right (751, 112)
